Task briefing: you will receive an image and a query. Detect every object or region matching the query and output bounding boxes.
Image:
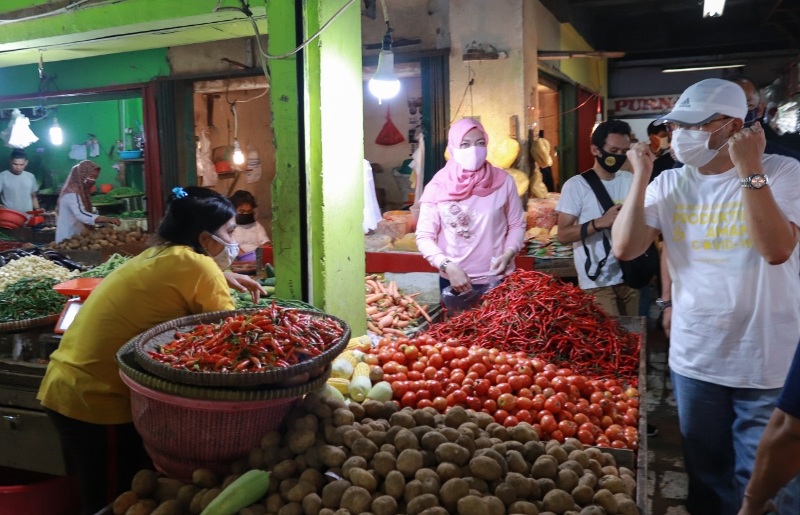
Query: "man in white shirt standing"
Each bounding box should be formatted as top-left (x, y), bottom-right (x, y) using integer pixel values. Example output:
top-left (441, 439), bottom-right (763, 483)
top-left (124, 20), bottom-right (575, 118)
top-left (0, 149), bottom-right (39, 214)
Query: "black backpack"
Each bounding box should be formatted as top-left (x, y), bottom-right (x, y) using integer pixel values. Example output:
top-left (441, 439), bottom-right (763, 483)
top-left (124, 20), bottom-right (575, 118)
top-left (579, 169), bottom-right (659, 289)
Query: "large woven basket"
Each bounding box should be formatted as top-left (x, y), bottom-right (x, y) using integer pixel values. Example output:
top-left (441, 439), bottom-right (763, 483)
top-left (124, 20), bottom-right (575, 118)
top-left (0, 314), bottom-right (59, 334)
top-left (131, 308), bottom-right (350, 388)
top-left (117, 342), bottom-right (331, 401)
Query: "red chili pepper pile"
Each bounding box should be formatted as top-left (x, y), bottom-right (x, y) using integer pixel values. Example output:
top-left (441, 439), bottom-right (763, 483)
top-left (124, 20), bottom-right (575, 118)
top-left (427, 270), bottom-right (641, 384)
top-left (147, 304), bottom-right (345, 373)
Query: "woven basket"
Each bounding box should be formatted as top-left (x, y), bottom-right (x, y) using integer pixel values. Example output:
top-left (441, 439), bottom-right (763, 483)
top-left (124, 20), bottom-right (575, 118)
top-left (120, 370), bottom-right (301, 483)
top-left (117, 342), bottom-right (330, 401)
top-left (0, 314), bottom-right (59, 334)
top-left (132, 308), bottom-right (350, 388)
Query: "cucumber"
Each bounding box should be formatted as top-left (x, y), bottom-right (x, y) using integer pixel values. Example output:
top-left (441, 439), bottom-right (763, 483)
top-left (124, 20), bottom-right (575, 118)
top-left (200, 469), bottom-right (270, 515)
top-left (264, 263), bottom-right (276, 278)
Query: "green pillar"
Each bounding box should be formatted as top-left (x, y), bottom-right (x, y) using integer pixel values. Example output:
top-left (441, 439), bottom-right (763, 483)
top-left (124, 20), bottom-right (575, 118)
top-left (270, 0), bottom-right (365, 335)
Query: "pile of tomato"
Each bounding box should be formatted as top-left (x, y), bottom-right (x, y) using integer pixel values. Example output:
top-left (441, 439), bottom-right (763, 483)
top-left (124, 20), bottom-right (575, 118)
top-left (362, 334), bottom-right (640, 450)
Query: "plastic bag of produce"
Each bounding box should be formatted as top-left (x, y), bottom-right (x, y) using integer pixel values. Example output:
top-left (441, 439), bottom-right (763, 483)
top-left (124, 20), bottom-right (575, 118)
top-left (526, 195), bottom-right (559, 231)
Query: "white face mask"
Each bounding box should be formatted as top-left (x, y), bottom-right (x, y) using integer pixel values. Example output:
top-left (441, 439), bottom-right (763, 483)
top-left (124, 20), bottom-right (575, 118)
top-left (670, 119), bottom-right (733, 167)
top-left (207, 232), bottom-right (239, 270)
top-left (452, 146), bottom-right (488, 171)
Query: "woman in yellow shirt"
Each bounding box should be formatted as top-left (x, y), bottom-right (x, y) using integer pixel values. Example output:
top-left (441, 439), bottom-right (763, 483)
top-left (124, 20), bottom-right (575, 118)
top-left (38, 186), bottom-right (264, 515)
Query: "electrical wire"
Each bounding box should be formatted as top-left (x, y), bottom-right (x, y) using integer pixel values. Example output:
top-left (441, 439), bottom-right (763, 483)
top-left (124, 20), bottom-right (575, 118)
top-left (538, 93), bottom-right (599, 120)
top-left (450, 65), bottom-right (476, 124)
top-left (0, 0), bottom-right (109, 24)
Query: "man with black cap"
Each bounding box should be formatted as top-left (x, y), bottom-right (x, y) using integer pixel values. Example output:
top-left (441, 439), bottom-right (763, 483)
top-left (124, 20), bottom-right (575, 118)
top-left (612, 78), bottom-right (800, 514)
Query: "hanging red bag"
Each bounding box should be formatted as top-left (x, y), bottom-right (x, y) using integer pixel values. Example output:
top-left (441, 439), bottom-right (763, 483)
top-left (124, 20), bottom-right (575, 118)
top-left (375, 106), bottom-right (405, 146)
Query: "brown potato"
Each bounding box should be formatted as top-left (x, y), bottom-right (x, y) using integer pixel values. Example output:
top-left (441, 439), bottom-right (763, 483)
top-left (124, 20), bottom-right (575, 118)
top-left (113, 491), bottom-right (138, 515)
top-left (130, 470), bottom-right (159, 498)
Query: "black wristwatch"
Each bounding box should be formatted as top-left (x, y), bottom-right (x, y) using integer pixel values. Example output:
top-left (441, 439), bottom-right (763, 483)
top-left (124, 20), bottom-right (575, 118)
top-left (655, 298), bottom-right (672, 311)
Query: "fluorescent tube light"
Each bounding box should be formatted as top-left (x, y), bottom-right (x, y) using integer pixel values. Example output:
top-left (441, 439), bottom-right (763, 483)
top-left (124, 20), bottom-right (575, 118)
top-left (703, 0), bottom-right (726, 17)
top-left (662, 63), bottom-right (744, 73)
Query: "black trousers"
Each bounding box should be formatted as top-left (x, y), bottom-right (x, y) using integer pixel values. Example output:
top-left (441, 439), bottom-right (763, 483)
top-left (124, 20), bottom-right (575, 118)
top-left (44, 408), bottom-right (152, 515)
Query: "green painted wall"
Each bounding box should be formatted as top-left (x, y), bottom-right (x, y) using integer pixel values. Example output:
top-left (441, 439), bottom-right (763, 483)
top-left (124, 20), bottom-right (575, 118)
top-left (0, 49), bottom-right (169, 97)
top-left (0, 97), bottom-right (144, 194)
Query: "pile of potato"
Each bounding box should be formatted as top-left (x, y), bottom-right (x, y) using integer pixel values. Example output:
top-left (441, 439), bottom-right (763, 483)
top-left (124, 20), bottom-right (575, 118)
top-left (49, 226), bottom-right (147, 251)
top-left (114, 392), bottom-right (639, 515)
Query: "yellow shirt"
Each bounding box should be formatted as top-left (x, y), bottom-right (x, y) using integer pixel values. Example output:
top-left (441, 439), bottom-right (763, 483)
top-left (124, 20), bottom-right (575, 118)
top-left (37, 245), bottom-right (235, 424)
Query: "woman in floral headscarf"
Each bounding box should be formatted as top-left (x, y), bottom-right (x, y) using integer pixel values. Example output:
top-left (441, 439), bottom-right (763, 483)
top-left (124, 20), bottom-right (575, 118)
top-left (416, 118), bottom-right (526, 295)
top-left (55, 160), bottom-right (120, 243)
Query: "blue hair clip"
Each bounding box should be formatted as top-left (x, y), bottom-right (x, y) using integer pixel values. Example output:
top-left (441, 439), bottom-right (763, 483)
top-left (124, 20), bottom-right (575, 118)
top-left (172, 187), bottom-right (188, 199)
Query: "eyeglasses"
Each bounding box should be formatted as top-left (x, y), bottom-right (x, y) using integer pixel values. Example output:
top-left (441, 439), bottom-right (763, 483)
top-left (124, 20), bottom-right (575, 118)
top-left (666, 116), bottom-right (731, 132)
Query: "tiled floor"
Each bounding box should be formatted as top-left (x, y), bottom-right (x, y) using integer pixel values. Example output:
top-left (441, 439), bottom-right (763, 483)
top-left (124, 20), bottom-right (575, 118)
top-left (645, 320), bottom-right (691, 514)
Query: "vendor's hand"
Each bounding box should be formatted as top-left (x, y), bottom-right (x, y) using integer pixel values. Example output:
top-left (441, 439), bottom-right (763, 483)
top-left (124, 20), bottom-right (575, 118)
top-left (596, 204), bottom-right (622, 230)
top-left (224, 271), bottom-right (267, 304)
top-left (489, 249), bottom-right (515, 275)
top-left (444, 263), bottom-right (472, 294)
top-left (626, 142), bottom-right (655, 177)
top-left (737, 497), bottom-right (777, 515)
top-left (729, 122), bottom-right (767, 176)
top-left (96, 216), bottom-right (121, 226)
top-left (662, 306), bottom-right (672, 338)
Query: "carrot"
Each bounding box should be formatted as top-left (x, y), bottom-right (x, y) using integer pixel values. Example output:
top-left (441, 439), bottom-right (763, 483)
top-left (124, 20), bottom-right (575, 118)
top-left (396, 320), bottom-right (411, 328)
top-left (366, 305), bottom-right (379, 315)
top-left (367, 320), bottom-right (382, 334)
top-left (382, 327), bottom-right (406, 336)
top-left (365, 280), bottom-right (381, 294)
top-left (378, 312), bottom-right (395, 329)
top-left (410, 299), bottom-right (432, 323)
top-left (366, 292), bottom-right (385, 305)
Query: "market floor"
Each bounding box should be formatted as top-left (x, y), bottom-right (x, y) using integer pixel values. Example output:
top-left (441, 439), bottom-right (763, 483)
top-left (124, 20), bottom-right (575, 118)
top-left (644, 318), bottom-right (690, 514)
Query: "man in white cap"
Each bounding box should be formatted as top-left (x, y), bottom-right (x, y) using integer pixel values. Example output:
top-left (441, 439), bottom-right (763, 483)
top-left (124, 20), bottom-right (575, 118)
top-left (612, 78), bottom-right (800, 514)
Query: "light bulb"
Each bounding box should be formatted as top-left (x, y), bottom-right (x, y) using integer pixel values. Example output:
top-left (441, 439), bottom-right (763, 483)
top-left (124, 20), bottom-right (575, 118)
top-left (50, 117), bottom-right (63, 145)
top-left (703, 0), bottom-right (725, 17)
top-left (232, 139), bottom-right (245, 165)
top-left (591, 112), bottom-right (602, 135)
top-left (368, 29), bottom-right (401, 102)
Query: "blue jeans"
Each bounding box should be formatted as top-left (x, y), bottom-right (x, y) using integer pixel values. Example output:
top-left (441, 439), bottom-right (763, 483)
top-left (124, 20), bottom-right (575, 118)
top-left (671, 371), bottom-right (800, 515)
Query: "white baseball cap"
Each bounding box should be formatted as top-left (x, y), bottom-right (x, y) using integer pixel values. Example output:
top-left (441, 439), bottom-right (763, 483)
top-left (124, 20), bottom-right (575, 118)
top-left (656, 78), bottom-right (747, 126)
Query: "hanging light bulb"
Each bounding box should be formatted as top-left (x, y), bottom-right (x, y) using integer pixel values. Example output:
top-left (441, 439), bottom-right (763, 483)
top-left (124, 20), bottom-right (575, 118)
top-left (591, 100), bottom-right (603, 135)
top-left (232, 139), bottom-right (245, 165)
top-left (50, 117), bottom-right (63, 145)
top-left (368, 5), bottom-right (401, 104)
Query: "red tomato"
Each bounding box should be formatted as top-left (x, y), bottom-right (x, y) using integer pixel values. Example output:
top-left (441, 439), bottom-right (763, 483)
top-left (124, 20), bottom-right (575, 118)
top-left (531, 395), bottom-right (546, 412)
top-left (363, 354), bottom-right (380, 366)
top-left (487, 386), bottom-right (502, 400)
top-left (539, 414), bottom-right (558, 433)
top-left (611, 440), bottom-right (628, 449)
top-left (544, 396), bottom-right (563, 414)
top-left (407, 371), bottom-right (423, 382)
top-left (423, 366), bottom-right (437, 380)
top-left (428, 354), bottom-right (444, 369)
top-left (454, 346), bottom-right (469, 359)
top-left (516, 410), bottom-right (533, 424)
top-left (445, 383), bottom-right (460, 395)
top-left (605, 424), bottom-right (625, 442)
top-left (411, 361), bottom-right (426, 373)
top-left (451, 389), bottom-right (468, 405)
top-left (382, 361), bottom-right (399, 375)
top-left (402, 344), bottom-right (419, 361)
top-left (392, 352), bottom-right (407, 365)
top-left (469, 363), bottom-right (488, 377)
top-left (450, 371), bottom-right (466, 385)
top-left (558, 420), bottom-right (578, 438)
top-left (517, 388), bottom-right (534, 399)
top-left (497, 393), bottom-right (517, 411)
top-left (392, 381), bottom-right (409, 398)
top-left (485, 370), bottom-right (500, 384)
top-left (549, 429), bottom-right (565, 443)
top-left (550, 376), bottom-right (569, 393)
top-left (577, 429), bottom-right (595, 445)
top-left (434, 370), bottom-right (449, 382)
top-left (483, 399), bottom-right (498, 413)
top-left (440, 346), bottom-right (455, 363)
top-left (474, 379), bottom-right (491, 397)
top-left (416, 390), bottom-right (431, 402)
top-left (431, 396), bottom-right (447, 412)
top-left (503, 415), bottom-right (520, 428)
top-left (401, 391), bottom-right (417, 408)
top-left (494, 409), bottom-right (510, 424)
top-left (515, 396), bottom-right (533, 411)
top-left (588, 403), bottom-right (603, 418)
top-left (508, 375), bottom-right (526, 392)
top-left (497, 383), bottom-right (513, 395)
top-left (573, 413), bottom-right (590, 426)
top-left (394, 372), bottom-right (408, 382)
top-left (466, 396), bottom-right (483, 411)
top-left (426, 380), bottom-right (443, 398)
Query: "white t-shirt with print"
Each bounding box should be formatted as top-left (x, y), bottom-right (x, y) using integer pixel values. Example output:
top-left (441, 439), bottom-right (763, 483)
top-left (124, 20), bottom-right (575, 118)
top-left (556, 171), bottom-right (634, 290)
top-left (0, 170), bottom-right (37, 214)
top-left (645, 155), bottom-right (800, 389)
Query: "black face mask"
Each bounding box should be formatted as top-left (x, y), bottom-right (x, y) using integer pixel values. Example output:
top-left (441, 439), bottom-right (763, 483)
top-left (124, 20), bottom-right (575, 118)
top-left (744, 108), bottom-right (759, 127)
top-left (236, 213), bottom-right (255, 225)
top-left (597, 149), bottom-right (627, 174)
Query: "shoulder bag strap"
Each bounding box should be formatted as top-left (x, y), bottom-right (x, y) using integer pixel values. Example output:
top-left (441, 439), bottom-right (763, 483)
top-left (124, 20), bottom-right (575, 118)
top-left (580, 169), bottom-right (614, 281)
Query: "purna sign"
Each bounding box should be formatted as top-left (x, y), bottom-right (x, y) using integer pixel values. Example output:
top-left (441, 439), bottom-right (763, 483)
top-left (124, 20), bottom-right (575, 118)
top-left (611, 96), bottom-right (680, 117)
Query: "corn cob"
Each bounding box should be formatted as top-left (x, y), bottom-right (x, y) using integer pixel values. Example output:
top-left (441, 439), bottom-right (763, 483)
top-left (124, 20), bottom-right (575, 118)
top-left (327, 378), bottom-right (350, 394)
top-left (349, 362), bottom-right (372, 402)
top-left (353, 362), bottom-right (370, 378)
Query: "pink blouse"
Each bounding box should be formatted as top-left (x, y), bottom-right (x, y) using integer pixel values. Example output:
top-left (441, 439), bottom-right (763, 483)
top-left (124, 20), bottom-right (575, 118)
top-left (416, 174), bottom-right (526, 279)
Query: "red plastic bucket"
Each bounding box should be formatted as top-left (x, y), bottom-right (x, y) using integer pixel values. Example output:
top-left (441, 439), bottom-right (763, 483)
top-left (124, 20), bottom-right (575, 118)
top-left (0, 467), bottom-right (81, 515)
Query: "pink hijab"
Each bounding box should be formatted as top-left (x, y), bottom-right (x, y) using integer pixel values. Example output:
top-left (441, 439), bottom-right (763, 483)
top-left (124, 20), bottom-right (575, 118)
top-left (419, 118), bottom-right (507, 203)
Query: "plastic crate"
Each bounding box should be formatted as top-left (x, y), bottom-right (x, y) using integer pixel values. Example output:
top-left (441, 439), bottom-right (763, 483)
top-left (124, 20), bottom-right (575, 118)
top-left (0, 467), bottom-right (80, 515)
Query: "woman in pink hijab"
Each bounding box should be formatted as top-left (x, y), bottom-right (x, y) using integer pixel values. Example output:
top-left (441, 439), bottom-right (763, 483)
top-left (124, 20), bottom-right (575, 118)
top-left (416, 118), bottom-right (526, 294)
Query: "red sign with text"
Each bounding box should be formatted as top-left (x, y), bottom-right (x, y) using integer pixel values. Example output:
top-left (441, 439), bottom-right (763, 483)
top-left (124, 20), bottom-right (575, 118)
top-left (611, 96), bottom-right (680, 117)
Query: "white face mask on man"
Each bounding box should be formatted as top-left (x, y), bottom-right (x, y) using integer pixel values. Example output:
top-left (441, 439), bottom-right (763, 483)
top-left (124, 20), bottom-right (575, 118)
top-left (670, 119), bottom-right (733, 168)
top-left (207, 232), bottom-right (239, 270)
top-left (452, 146), bottom-right (488, 171)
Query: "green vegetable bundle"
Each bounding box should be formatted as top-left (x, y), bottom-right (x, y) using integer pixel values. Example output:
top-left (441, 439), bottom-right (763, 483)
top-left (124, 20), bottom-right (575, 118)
top-left (111, 186), bottom-right (143, 197)
top-left (79, 253), bottom-right (131, 278)
top-left (90, 193), bottom-right (120, 205)
top-left (0, 277), bottom-right (66, 322)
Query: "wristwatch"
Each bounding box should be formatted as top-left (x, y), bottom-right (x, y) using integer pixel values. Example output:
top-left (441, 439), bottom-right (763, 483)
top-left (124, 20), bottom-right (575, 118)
top-left (740, 174), bottom-right (769, 189)
top-left (655, 298), bottom-right (672, 311)
top-left (439, 259), bottom-right (452, 273)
